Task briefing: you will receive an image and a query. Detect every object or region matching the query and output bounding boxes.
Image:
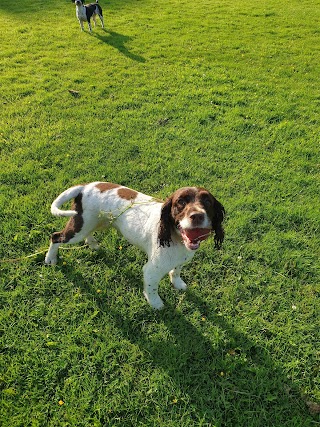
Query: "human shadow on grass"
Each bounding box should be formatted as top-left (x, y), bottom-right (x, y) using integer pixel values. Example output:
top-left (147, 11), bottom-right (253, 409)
top-left (91, 29), bottom-right (146, 63)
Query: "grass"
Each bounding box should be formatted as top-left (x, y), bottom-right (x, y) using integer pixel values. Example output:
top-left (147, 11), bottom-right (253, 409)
top-left (0, 0), bottom-right (319, 425)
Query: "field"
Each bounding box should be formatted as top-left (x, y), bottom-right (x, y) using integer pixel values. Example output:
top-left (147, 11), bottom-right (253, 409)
top-left (0, 0), bottom-right (319, 425)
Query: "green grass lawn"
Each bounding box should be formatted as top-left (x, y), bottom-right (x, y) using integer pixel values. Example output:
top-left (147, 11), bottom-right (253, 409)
top-left (1, 0), bottom-right (319, 425)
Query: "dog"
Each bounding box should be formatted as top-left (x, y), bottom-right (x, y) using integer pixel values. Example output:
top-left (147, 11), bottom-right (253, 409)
top-left (45, 182), bottom-right (225, 309)
top-left (74, 0), bottom-right (104, 32)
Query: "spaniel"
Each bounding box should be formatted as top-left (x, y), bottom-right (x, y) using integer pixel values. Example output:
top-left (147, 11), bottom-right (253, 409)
top-left (45, 182), bottom-right (225, 309)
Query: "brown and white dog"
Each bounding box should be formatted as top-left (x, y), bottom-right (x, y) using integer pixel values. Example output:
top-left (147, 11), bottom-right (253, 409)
top-left (45, 182), bottom-right (225, 309)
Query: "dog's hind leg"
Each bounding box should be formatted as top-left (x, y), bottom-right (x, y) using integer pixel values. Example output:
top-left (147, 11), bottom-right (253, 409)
top-left (45, 228), bottom-right (93, 265)
top-left (45, 241), bottom-right (61, 265)
top-left (99, 14), bottom-right (104, 28)
top-left (45, 210), bottom-right (96, 264)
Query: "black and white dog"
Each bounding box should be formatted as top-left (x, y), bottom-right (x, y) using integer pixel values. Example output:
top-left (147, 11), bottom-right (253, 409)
top-left (74, 0), bottom-right (104, 32)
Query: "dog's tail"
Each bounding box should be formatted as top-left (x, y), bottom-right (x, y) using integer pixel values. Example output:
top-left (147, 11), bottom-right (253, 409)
top-left (51, 185), bottom-right (84, 217)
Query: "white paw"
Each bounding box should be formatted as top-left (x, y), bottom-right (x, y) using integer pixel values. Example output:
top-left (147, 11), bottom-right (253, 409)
top-left (171, 278), bottom-right (187, 291)
top-left (88, 241), bottom-right (100, 250)
top-left (45, 254), bottom-right (57, 265)
top-left (143, 292), bottom-right (164, 310)
top-left (85, 237), bottom-right (100, 250)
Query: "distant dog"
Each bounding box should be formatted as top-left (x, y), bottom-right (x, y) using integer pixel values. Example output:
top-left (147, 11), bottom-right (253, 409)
top-left (45, 182), bottom-right (225, 309)
top-left (74, 0), bottom-right (104, 32)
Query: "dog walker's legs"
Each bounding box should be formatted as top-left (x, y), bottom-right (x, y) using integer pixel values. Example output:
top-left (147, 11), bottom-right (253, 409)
top-left (143, 262), bottom-right (164, 310)
top-left (169, 266), bottom-right (187, 290)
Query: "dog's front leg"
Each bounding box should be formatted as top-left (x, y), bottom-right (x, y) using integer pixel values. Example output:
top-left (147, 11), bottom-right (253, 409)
top-left (143, 262), bottom-right (164, 310)
top-left (87, 20), bottom-right (92, 32)
top-left (85, 234), bottom-right (100, 250)
top-left (169, 266), bottom-right (187, 291)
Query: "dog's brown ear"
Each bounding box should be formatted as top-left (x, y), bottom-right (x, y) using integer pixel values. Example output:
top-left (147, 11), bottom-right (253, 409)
top-left (158, 197), bottom-right (174, 247)
top-left (212, 199), bottom-right (225, 249)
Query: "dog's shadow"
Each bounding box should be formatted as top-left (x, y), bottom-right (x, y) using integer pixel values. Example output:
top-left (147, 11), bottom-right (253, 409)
top-left (106, 292), bottom-right (312, 425)
top-left (92, 29), bottom-right (146, 63)
top-left (41, 250), bottom-right (314, 425)
top-left (59, 254), bottom-right (313, 426)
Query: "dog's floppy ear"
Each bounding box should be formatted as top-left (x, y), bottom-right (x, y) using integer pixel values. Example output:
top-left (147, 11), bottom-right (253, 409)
top-left (211, 198), bottom-right (225, 249)
top-left (158, 197), bottom-right (174, 247)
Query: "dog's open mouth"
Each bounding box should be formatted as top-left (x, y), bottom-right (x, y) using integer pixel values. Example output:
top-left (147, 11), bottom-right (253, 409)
top-left (178, 226), bottom-right (211, 250)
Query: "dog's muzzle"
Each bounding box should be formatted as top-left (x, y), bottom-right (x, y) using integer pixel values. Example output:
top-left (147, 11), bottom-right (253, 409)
top-left (177, 225), bottom-right (211, 250)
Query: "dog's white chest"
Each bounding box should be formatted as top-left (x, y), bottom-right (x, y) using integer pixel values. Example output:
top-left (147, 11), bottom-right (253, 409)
top-left (76, 6), bottom-right (87, 22)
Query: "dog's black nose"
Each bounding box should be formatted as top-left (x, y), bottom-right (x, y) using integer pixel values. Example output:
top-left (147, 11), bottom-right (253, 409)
top-left (190, 212), bottom-right (205, 225)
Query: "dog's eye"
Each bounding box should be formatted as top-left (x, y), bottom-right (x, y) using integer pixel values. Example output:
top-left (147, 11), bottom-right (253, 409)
top-left (202, 197), bottom-right (212, 207)
top-left (177, 198), bottom-right (187, 207)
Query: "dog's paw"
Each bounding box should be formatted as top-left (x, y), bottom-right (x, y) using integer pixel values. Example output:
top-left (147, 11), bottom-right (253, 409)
top-left (44, 254), bottom-right (57, 265)
top-left (144, 292), bottom-right (164, 310)
top-left (171, 278), bottom-right (187, 291)
top-left (86, 237), bottom-right (100, 251)
top-left (90, 242), bottom-right (101, 250)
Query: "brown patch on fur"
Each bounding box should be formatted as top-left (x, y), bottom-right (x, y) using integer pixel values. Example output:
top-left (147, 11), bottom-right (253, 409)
top-left (51, 194), bottom-right (84, 243)
top-left (118, 187), bottom-right (138, 200)
top-left (96, 182), bottom-right (120, 192)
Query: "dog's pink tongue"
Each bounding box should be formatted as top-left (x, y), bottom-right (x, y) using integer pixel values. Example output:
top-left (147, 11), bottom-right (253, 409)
top-left (184, 228), bottom-right (211, 242)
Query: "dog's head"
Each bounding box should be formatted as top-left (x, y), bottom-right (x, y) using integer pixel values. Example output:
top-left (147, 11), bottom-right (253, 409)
top-left (74, 0), bottom-right (83, 6)
top-left (158, 187), bottom-right (225, 250)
